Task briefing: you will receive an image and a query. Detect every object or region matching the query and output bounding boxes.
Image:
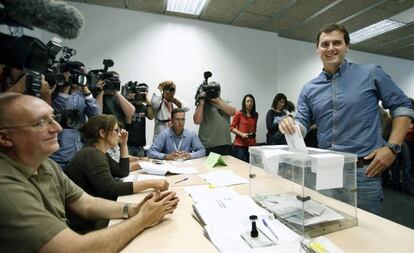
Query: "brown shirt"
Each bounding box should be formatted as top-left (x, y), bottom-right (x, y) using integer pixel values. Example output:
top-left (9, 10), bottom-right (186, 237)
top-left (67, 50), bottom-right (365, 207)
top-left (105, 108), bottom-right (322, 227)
top-left (0, 153), bottom-right (83, 252)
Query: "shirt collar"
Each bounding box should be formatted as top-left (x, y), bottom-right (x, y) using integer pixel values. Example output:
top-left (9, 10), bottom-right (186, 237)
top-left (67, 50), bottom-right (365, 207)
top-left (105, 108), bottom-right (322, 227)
top-left (321, 59), bottom-right (349, 80)
top-left (0, 152), bottom-right (52, 179)
top-left (168, 128), bottom-right (187, 138)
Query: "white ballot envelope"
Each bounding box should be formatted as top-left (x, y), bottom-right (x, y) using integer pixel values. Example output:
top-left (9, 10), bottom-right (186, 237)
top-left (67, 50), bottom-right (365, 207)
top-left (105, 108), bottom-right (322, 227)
top-left (285, 123), bottom-right (308, 154)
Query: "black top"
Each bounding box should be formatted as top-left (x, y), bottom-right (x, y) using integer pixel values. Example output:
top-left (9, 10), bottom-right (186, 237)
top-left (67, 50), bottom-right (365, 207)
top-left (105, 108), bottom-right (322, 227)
top-left (265, 109), bottom-right (287, 145)
top-left (103, 94), bottom-right (127, 127)
top-left (64, 146), bottom-right (131, 233)
top-left (126, 103), bottom-right (147, 147)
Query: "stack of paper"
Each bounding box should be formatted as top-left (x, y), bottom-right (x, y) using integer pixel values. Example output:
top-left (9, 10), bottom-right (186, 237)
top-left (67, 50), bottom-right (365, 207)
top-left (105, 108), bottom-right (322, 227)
top-left (139, 161), bottom-right (199, 175)
top-left (199, 170), bottom-right (248, 187)
top-left (122, 172), bottom-right (166, 182)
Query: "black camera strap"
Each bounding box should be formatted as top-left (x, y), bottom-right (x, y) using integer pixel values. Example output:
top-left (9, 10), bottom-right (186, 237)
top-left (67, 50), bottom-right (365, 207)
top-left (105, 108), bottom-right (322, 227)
top-left (155, 94), bottom-right (171, 123)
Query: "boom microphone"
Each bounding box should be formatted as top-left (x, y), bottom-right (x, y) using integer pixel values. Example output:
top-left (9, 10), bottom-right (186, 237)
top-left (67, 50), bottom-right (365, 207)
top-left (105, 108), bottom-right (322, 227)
top-left (1, 0), bottom-right (84, 39)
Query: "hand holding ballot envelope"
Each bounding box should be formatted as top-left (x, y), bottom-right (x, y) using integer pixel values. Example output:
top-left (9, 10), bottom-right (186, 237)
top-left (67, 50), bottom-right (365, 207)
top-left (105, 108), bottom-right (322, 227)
top-left (278, 116), bottom-right (308, 154)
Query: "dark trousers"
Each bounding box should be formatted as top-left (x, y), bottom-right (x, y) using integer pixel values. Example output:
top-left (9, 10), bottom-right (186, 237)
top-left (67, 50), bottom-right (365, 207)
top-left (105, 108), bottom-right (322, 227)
top-left (231, 145), bottom-right (249, 162)
top-left (206, 145), bottom-right (232, 156)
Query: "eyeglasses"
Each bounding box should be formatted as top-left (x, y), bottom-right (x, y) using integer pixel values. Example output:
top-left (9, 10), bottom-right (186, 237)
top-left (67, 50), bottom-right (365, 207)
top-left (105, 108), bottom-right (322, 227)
top-left (0, 114), bottom-right (62, 130)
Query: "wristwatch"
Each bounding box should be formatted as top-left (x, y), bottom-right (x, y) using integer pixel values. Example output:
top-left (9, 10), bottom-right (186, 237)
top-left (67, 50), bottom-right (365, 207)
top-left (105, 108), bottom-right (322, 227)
top-left (122, 203), bottom-right (130, 219)
top-left (385, 142), bottom-right (402, 154)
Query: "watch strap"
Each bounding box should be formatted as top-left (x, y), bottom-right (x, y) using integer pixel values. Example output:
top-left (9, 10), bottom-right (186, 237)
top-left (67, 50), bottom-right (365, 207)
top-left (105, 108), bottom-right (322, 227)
top-left (122, 203), bottom-right (130, 219)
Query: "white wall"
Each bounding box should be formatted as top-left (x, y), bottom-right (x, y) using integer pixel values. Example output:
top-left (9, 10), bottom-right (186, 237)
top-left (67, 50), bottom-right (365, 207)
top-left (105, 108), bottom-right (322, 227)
top-left (276, 37), bottom-right (414, 105)
top-left (38, 2), bottom-right (414, 145)
top-left (41, 2), bottom-right (279, 144)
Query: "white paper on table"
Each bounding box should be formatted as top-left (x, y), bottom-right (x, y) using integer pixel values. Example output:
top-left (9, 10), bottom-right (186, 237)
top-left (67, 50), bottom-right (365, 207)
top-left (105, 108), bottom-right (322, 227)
top-left (261, 149), bottom-right (293, 174)
top-left (193, 195), bottom-right (271, 225)
top-left (309, 153), bottom-right (344, 190)
top-left (285, 123), bottom-right (308, 154)
top-left (184, 185), bottom-right (239, 204)
top-left (203, 217), bottom-right (302, 253)
top-left (122, 172), bottom-right (166, 182)
top-left (310, 236), bottom-right (344, 253)
top-left (139, 161), bottom-right (199, 175)
top-left (200, 169), bottom-right (248, 187)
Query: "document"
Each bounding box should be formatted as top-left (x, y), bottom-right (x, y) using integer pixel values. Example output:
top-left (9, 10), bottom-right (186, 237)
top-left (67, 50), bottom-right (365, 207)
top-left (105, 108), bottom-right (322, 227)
top-left (309, 153), bottom-right (344, 190)
top-left (200, 169), bottom-right (248, 187)
top-left (139, 161), bottom-right (199, 175)
top-left (122, 171), bottom-right (166, 182)
top-left (285, 123), bottom-right (308, 154)
top-left (184, 185), bottom-right (238, 204)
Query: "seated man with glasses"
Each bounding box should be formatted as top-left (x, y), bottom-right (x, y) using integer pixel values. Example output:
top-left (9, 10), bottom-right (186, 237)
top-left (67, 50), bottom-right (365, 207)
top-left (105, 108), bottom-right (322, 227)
top-left (148, 108), bottom-right (206, 161)
top-left (0, 93), bottom-right (179, 252)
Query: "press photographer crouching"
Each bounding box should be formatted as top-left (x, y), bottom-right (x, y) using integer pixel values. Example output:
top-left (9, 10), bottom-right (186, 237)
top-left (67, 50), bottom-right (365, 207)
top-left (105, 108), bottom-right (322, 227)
top-left (123, 81), bottom-right (154, 157)
top-left (49, 61), bottom-right (99, 170)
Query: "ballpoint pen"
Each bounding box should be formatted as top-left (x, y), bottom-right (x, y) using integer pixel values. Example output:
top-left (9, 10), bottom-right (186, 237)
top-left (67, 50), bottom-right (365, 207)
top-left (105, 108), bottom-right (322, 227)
top-left (261, 218), bottom-right (279, 240)
top-left (174, 177), bottom-right (189, 184)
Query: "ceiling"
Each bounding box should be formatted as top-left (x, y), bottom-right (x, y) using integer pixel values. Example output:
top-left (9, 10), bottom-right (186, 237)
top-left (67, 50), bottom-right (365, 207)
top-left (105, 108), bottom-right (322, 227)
top-left (68, 0), bottom-right (414, 61)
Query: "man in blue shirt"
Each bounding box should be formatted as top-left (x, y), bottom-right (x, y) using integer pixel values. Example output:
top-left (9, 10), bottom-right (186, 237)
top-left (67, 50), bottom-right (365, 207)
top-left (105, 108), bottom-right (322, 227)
top-left (50, 61), bottom-right (99, 170)
top-left (148, 108), bottom-right (206, 160)
top-left (279, 24), bottom-right (414, 215)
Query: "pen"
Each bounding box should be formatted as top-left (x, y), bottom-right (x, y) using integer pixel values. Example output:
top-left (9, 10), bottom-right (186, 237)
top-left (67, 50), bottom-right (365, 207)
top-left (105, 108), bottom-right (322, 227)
top-left (262, 218), bottom-right (279, 240)
top-left (174, 177), bottom-right (189, 184)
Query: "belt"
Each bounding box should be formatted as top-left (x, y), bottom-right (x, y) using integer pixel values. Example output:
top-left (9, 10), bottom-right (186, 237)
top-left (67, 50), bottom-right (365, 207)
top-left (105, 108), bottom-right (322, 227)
top-left (356, 157), bottom-right (372, 168)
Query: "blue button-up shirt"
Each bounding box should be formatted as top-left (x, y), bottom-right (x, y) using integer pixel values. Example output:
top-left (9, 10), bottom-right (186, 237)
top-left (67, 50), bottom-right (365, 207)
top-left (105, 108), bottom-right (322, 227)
top-left (50, 91), bottom-right (99, 169)
top-left (147, 128), bottom-right (206, 160)
top-left (296, 60), bottom-right (414, 157)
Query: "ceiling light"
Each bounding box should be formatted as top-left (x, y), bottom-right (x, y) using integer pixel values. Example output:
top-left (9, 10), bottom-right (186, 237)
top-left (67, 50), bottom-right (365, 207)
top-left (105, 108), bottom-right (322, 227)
top-left (350, 19), bottom-right (406, 44)
top-left (166, 0), bottom-right (208, 15)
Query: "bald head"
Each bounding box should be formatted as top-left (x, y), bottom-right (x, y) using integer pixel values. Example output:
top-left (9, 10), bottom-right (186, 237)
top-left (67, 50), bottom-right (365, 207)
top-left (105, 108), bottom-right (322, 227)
top-left (0, 93), bottom-right (49, 128)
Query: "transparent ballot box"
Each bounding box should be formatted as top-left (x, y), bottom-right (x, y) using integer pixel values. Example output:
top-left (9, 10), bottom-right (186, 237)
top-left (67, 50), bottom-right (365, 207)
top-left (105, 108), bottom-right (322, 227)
top-left (249, 145), bottom-right (358, 238)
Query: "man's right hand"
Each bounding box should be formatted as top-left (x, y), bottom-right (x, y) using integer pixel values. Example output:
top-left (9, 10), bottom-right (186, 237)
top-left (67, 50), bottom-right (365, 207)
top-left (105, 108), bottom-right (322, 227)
top-left (278, 116), bottom-right (297, 135)
top-left (150, 179), bottom-right (169, 191)
top-left (137, 191), bottom-right (179, 228)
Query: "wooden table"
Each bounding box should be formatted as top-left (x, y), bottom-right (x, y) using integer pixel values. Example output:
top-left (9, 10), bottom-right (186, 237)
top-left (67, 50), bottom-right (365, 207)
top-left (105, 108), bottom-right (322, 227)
top-left (110, 156), bottom-right (414, 253)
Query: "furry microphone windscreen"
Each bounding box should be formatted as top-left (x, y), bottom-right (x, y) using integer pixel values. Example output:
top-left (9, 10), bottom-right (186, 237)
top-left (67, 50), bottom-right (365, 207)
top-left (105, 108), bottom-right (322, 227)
top-left (1, 0), bottom-right (84, 39)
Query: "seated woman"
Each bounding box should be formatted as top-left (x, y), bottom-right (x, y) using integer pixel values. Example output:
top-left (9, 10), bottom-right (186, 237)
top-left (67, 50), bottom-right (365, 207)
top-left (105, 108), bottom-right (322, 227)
top-left (230, 94), bottom-right (258, 162)
top-left (65, 114), bottom-right (168, 233)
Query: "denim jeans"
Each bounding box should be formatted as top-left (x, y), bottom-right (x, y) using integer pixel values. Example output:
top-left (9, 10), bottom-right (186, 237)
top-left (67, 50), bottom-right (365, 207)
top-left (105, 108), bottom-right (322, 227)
top-left (231, 145), bottom-right (249, 162)
top-left (356, 167), bottom-right (383, 215)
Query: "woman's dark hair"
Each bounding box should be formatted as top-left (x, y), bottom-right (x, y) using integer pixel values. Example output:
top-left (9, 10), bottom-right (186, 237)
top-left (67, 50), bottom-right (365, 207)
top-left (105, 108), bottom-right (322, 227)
top-left (286, 100), bottom-right (295, 113)
top-left (271, 93), bottom-right (287, 110)
top-left (241, 94), bottom-right (257, 118)
top-left (80, 114), bottom-right (118, 145)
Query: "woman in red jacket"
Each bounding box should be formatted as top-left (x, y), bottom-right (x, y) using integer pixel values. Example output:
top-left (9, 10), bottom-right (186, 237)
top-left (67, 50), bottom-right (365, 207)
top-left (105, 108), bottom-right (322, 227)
top-left (230, 94), bottom-right (258, 162)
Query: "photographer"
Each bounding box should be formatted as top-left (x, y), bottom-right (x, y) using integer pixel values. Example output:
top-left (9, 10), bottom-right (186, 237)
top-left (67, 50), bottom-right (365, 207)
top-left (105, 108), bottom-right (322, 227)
top-left (151, 80), bottom-right (190, 141)
top-left (193, 81), bottom-right (236, 155)
top-left (95, 71), bottom-right (135, 127)
top-left (0, 65), bottom-right (55, 104)
top-left (94, 71), bottom-right (135, 162)
top-left (123, 82), bottom-right (154, 157)
top-left (50, 61), bottom-right (99, 170)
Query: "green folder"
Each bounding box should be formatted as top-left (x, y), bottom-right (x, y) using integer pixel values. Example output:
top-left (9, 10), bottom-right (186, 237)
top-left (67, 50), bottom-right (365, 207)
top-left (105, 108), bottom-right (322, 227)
top-left (204, 152), bottom-right (227, 168)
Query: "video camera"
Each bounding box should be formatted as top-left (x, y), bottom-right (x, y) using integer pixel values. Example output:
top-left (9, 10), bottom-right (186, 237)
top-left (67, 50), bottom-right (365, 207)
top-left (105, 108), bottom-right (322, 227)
top-left (44, 38), bottom-right (82, 87)
top-left (194, 71), bottom-right (220, 105)
top-left (88, 59), bottom-right (121, 92)
top-left (0, 0), bottom-right (84, 97)
top-left (123, 81), bottom-right (148, 103)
